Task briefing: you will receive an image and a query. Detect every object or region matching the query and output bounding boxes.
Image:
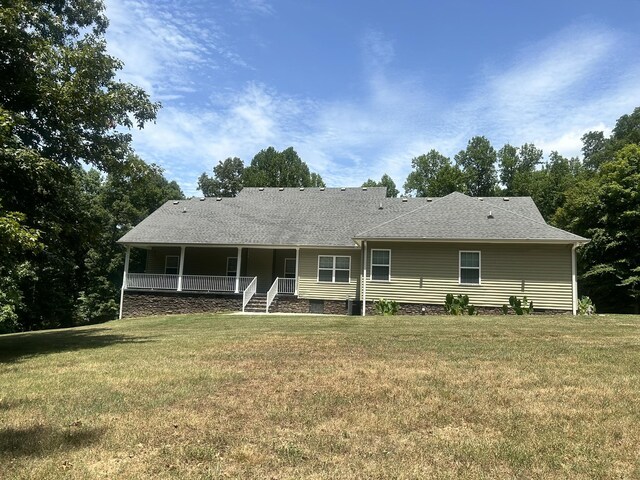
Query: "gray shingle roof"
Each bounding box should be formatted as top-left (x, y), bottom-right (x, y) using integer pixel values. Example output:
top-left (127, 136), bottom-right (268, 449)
top-left (118, 188), bottom-right (587, 246)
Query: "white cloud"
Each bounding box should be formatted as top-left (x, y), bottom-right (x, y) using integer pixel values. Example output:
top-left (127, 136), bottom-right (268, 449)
top-left (104, 2), bottom-right (640, 196)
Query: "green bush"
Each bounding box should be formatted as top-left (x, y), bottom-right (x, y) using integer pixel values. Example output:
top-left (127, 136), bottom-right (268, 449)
top-left (444, 294), bottom-right (478, 315)
top-left (578, 296), bottom-right (596, 315)
top-left (502, 296), bottom-right (534, 315)
top-left (374, 298), bottom-right (399, 316)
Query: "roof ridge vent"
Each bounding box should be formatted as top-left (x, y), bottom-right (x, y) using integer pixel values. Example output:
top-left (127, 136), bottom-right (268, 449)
top-left (362, 187), bottom-right (367, 191)
top-left (279, 187), bottom-right (284, 191)
top-left (426, 197), bottom-right (432, 202)
top-left (173, 201), bottom-right (180, 205)
top-left (319, 187), bottom-right (325, 191)
top-left (259, 187), bottom-right (264, 191)
top-left (340, 187), bottom-right (346, 191)
top-left (199, 197), bottom-right (205, 201)
top-left (479, 197), bottom-right (484, 201)
top-left (216, 197), bottom-right (222, 201)
top-left (503, 197), bottom-right (510, 201)
top-left (299, 187), bottom-right (305, 191)
top-left (401, 197), bottom-right (408, 202)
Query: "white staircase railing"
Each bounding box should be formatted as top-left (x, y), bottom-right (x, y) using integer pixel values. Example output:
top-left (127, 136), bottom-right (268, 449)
top-left (242, 277), bottom-right (257, 312)
top-left (266, 277), bottom-right (279, 313)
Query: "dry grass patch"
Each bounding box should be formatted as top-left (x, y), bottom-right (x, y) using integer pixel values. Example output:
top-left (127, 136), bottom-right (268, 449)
top-left (1, 314), bottom-right (639, 479)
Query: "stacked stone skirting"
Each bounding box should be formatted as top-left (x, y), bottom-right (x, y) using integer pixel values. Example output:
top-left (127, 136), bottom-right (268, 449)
top-left (122, 290), bottom-right (568, 318)
top-left (122, 290), bottom-right (241, 318)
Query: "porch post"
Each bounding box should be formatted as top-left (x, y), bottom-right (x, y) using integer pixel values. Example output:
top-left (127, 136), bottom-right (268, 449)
top-left (235, 246), bottom-right (243, 293)
top-left (119, 245), bottom-right (130, 320)
top-left (362, 241), bottom-right (367, 316)
top-left (295, 247), bottom-right (300, 295)
top-left (571, 244), bottom-right (577, 315)
top-left (177, 245), bottom-right (186, 291)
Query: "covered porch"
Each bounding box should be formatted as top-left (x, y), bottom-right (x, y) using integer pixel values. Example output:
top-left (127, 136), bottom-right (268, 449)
top-left (119, 245), bottom-right (299, 317)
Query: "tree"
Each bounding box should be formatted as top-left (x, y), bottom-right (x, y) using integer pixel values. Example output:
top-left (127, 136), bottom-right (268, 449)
top-left (242, 146), bottom-right (324, 188)
top-left (0, 1), bottom-right (160, 330)
top-left (198, 157), bottom-right (244, 197)
top-left (404, 150), bottom-right (465, 197)
top-left (455, 136), bottom-right (498, 196)
top-left (362, 174), bottom-right (399, 197)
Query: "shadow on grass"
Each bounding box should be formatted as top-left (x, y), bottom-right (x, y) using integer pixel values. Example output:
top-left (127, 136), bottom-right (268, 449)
top-left (0, 424), bottom-right (105, 458)
top-left (0, 328), bottom-right (154, 364)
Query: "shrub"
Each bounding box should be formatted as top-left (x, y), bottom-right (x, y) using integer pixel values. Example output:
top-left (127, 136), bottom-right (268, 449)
top-left (578, 296), bottom-right (596, 315)
top-left (502, 296), bottom-right (534, 315)
top-left (374, 298), bottom-right (398, 316)
top-left (444, 294), bottom-right (478, 315)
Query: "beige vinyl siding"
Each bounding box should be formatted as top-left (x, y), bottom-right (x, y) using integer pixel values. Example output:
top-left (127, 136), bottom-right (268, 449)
top-left (364, 242), bottom-right (573, 311)
top-left (298, 248), bottom-right (361, 301)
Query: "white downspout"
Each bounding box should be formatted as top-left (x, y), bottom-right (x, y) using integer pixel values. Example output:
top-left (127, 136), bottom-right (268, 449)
top-left (362, 240), bottom-right (367, 316)
top-left (572, 243), bottom-right (577, 315)
top-left (235, 246), bottom-right (242, 293)
top-left (295, 247), bottom-right (300, 295)
top-left (177, 245), bottom-right (186, 291)
top-left (119, 245), bottom-right (130, 320)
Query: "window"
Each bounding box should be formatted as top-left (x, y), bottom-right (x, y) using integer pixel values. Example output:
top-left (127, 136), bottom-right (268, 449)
top-left (318, 255), bottom-right (350, 283)
top-left (371, 249), bottom-right (391, 281)
top-left (459, 251), bottom-right (481, 284)
top-left (284, 258), bottom-right (296, 278)
top-left (226, 257), bottom-right (238, 277)
top-left (165, 255), bottom-right (179, 275)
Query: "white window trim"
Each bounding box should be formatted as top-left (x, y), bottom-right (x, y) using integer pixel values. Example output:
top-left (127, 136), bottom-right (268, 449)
top-left (165, 255), bottom-right (179, 275)
top-left (370, 249), bottom-right (391, 282)
top-left (226, 256), bottom-right (238, 277)
top-left (317, 255), bottom-right (351, 283)
top-left (459, 250), bottom-right (481, 285)
top-left (284, 258), bottom-right (296, 278)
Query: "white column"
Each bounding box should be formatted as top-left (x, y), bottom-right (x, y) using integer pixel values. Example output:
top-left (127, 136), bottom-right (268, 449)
top-left (119, 245), bottom-right (130, 320)
top-left (362, 241), bottom-right (367, 316)
top-left (295, 247), bottom-right (300, 295)
top-left (177, 245), bottom-right (186, 291)
top-left (235, 246), bottom-right (243, 293)
top-left (572, 244), bottom-right (577, 315)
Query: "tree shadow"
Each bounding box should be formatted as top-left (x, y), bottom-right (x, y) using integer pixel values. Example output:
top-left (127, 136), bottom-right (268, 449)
top-left (0, 327), bottom-right (155, 364)
top-left (0, 424), bottom-right (105, 458)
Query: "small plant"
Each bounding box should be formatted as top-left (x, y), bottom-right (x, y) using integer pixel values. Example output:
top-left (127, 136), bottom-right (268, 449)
top-left (444, 294), bottom-right (478, 315)
top-left (578, 296), bottom-right (596, 315)
top-left (503, 296), bottom-right (534, 315)
top-left (374, 298), bottom-right (398, 315)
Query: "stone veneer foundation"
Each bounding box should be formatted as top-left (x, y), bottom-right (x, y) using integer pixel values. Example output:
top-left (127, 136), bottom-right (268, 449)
top-left (122, 291), bottom-right (567, 318)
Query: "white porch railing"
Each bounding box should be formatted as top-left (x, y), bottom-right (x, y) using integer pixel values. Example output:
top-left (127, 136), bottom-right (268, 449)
top-left (126, 274), bottom-right (254, 293)
top-left (278, 277), bottom-right (296, 294)
top-left (126, 273), bottom-right (179, 290)
top-left (242, 277), bottom-right (257, 312)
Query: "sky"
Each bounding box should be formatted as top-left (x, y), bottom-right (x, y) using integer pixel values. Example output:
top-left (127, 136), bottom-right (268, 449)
top-left (104, 0), bottom-right (640, 196)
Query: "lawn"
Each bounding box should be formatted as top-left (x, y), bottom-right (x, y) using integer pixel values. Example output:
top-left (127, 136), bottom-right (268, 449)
top-left (1, 314), bottom-right (639, 479)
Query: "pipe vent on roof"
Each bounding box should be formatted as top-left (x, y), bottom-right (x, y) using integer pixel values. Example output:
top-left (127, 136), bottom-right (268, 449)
top-left (259, 187), bottom-right (264, 191)
top-left (182, 207), bottom-right (187, 213)
top-left (487, 211), bottom-right (494, 219)
top-left (378, 202), bottom-right (383, 210)
top-left (503, 197), bottom-right (510, 201)
top-left (173, 201), bottom-right (180, 205)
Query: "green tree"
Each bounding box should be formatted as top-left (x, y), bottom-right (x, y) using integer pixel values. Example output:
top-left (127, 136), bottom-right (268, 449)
top-left (198, 157), bottom-right (244, 197)
top-left (455, 136), bottom-right (498, 196)
top-left (362, 174), bottom-right (399, 197)
top-left (242, 146), bottom-right (324, 188)
top-left (404, 150), bottom-right (465, 197)
top-left (0, 1), bottom-right (159, 330)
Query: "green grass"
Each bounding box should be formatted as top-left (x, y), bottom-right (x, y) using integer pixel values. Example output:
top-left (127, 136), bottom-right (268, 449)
top-left (1, 314), bottom-right (639, 479)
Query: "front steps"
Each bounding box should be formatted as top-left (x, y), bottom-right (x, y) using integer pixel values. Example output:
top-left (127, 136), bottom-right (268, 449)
top-left (244, 293), bottom-right (268, 313)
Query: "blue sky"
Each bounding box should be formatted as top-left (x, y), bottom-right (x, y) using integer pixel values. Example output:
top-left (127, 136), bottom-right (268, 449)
top-left (104, 0), bottom-right (640, 196)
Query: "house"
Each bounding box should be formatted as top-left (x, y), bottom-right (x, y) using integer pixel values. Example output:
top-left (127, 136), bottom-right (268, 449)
top-left (117, 187), bottom-right (588, 317)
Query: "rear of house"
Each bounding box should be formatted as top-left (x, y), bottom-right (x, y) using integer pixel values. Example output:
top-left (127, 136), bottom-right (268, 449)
top-left (118, 188), bottom-right (586, 317)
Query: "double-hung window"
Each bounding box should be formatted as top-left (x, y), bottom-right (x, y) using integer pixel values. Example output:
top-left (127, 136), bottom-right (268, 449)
top-left (284, 258), bottom-right (296, 279)
top-left (226, 257), bottom-right (238, 277)
top-left (165, 255), bottom-right (179, 275)
top-left (459, 251), bottom-right (481, 284)
top-left (371, 249), bottom-right (391, 281)
top-left (318, 256), bottom-right (350, 283)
